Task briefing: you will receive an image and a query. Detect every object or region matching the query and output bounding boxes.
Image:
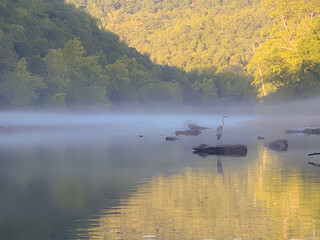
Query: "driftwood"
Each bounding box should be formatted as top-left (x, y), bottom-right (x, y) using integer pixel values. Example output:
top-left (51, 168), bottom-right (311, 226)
top-left (193, 144), bottom-right (247, 156)
top-left (308, 152), bottom-right (320, 156)
top-left (286, 127), bottom-right (320, 135)
top-left (165, 136), bottom-right (178, 141)
top-left (175, 129), bottom-right (201, 136)
top-left (308, 153), bottom-right (320, 167)
top-left (265, 139), bottom-right (288, 152)
top-left (187, 123), bottom-right (210, 130)
top-left (308, 162), bottom-right (320, 167)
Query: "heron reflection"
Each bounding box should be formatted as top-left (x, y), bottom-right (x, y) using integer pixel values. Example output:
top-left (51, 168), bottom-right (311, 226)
top-left (217, 155), bottom-right (224, 177)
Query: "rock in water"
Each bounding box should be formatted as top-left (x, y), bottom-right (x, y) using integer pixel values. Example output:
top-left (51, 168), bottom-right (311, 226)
top-left (175, 129), bottom-right (201, 136)
top-left (286, 127), bottom-right (320, 135)
top-left (165, 136), bottom-right (178, 141)
top-left (187, 123), bottom-right (210, 130)
top-left (193, 144), bottom-right (247, 156)
top-left (265, 139), bottom-right (288, 152)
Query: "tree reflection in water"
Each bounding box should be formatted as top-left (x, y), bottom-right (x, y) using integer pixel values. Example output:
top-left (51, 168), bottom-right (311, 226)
top-left (85, 146), bottom-right (320, 240)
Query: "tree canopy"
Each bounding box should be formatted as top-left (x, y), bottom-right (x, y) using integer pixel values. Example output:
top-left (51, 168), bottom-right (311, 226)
top-left (247, 0), bottom-right (320, 99)
top-left (67, 0), bottom-right (320, 101)
top-left (0, 0), bottom-right (257, 109)
top-left (1, 0), bottom-right (319, 109)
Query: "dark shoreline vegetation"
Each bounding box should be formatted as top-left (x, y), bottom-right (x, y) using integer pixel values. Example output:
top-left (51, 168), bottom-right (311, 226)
top-left (0, 0), bottom-right (319, 110)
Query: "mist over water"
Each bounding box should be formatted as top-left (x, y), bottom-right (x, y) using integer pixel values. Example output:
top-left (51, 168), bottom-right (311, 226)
top-left (0, 110), bottom-right (253, 146)
top-left (0, 107), bottom-right (319, 239)
top-left (255, 96), bottom-right (320, 118)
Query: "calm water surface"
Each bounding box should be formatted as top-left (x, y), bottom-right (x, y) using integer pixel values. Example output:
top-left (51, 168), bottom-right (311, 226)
top-left (0, 112), bottom-right (319, 240)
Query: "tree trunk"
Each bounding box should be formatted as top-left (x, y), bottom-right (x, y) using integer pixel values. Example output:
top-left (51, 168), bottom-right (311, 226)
top-left (252, 43), bottom-right (266, 96)
top-left (280, 15), bottom-right (297, 52)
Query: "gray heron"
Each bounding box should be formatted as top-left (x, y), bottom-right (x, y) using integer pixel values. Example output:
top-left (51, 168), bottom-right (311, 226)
top-left (217, 115), bottom-right (229, 145)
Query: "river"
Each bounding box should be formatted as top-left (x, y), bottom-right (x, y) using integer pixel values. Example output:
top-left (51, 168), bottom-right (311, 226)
top-left (0, 112), bottom-right (319, 240)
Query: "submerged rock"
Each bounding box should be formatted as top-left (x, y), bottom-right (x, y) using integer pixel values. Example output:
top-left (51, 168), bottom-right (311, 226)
top-left (193, 144), bottom-right (247, 156)
top-left (187, 123), bottom-right (210, 130)
top-left (265, 139), bottom-right (288, 152)
top-left (165, 136), bottom-right (178, 141)
top-left (175, 129), bottom-right (201, 136)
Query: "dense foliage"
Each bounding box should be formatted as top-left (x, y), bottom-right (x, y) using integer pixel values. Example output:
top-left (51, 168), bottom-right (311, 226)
top-left (67, 0), bottom-right (320, 100)
top-left (0, 0), bottom-right (255, 109)
top-left (1, 0), bottom-right (319, 109)
top-left (68, 0), bottom-right (269, 70)
top-left (247, 0), bottom-right (320, 99)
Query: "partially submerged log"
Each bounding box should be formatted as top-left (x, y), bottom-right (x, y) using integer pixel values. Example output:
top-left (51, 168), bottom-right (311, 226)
top-left (187, 123), bottom-right (210, 130)
top-left (193, 144), bottom-right (247, 156)
top-left (308, 162), bottom-right (320, 167)
top-left (265, 139), bottom-right (288, 152)
top-left (175, 129), bottom-right (201, 136)
top-left (308, 152), bottom-right (320, 156)
top-left (286, 127), bottom-right (320, 135)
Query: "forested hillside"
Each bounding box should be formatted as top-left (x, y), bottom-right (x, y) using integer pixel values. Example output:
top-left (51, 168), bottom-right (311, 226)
top-left (1, 0), bottom-right (319, 109)
top-left (0, 0), bottom-right (256, 109)
top-left (0, 0), bottom-right (185, 108)
top-left (67, 0), bottom-right (270, 71)
top-left (67, 0), bottom-right (320, 100)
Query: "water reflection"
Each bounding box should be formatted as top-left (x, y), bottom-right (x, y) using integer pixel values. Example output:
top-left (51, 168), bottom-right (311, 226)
top-left (1, 112), bottom-right (319, 239)
top-left (217, 156), bottom-right (224, 177)
top-left (87, 146), bottom-right (320, 240)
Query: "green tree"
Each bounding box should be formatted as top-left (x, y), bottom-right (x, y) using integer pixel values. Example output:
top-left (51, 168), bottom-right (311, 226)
top-left (216, 66), bottom-right (254, 101)
top-left (248, 0), bottom-right (320, 98)
top-left (0, 58), bottom-right (46, 107)
top-left (0, 30), bottom-right (19, 72)
top-left (106, 57), bottom-right (131, 102)
top-left (44, 38), bottom-right (108, 107)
